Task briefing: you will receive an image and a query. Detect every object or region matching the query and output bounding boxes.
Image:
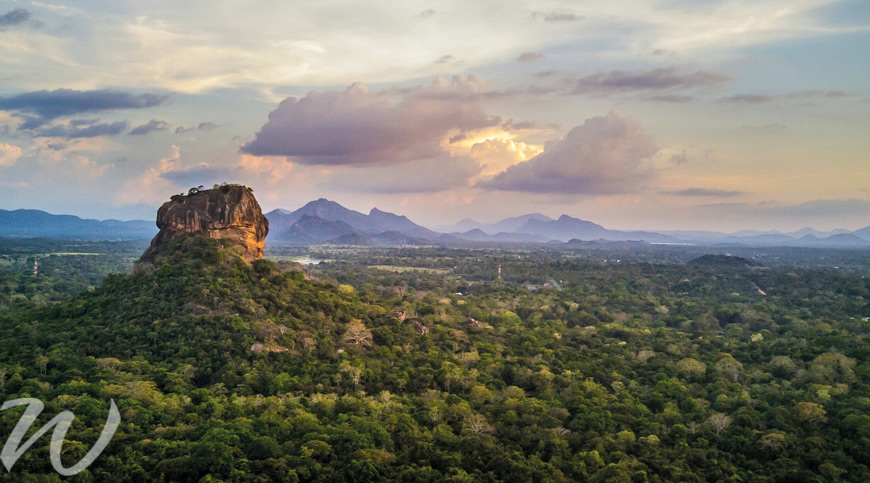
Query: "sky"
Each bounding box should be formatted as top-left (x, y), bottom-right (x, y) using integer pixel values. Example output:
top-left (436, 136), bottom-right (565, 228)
top-left (0, 0), bottom-right (868, 232)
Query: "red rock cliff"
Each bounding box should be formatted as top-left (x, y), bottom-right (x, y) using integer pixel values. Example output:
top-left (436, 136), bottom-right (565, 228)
top-left (139, 184), bottom-right (269, 263)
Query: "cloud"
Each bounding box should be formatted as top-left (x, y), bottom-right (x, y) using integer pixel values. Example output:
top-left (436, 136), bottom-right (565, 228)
top-left (785, 90), bottom-right (851, 99)
top-left (175, 122), bottom-right (218, 134)
top-left (718, 94), bottom-right (774, 105)
top-left (0, 8), bottom-right (30, 29)
top-left (115, 145), bottom-right (181, 205)
top-left (669, 150), bottom-right (689, 164)
top-left (517, 52), bottom-right (544, 62)
top-left (469, 137), bottom-right (542, 176)
top-left (643, 94), bottom-right (695, 103)
top-left (324, 154), bottom-right (482, 193)
top-left (478, 111), bottom-right (658, 194)
top-left (573, 67), bottom-right (732, 96)
top-left (240, 76), bottom-right (498, 165)
top-left (0, 89), bottom-right (168, 128)
top-left (434, 55), bottom-right (460, 64)
top-left (0, 0), bottom-right (856, 95)
top-left (0, 143), bottom-right (22, 167)
top-left (159, 163), bottom-right (240, 187)
top-left (35, 120), bottom-right (128, 138)
top-left (129, 119), bottom-right (168, 135)
top-left (663, 188), bottom-right (744, 197)
top-left (718, 90), bottom-right (854, 107)
top-left (531, 12), bottom-right (583, 22)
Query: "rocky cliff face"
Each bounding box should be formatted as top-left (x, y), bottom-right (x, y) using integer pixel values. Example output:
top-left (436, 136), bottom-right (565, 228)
top-left (139, 184), bottom-right (269, 264)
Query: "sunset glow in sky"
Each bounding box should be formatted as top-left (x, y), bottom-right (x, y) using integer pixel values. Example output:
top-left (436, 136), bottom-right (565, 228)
top-left (1, 0), bottom-right (868, 231)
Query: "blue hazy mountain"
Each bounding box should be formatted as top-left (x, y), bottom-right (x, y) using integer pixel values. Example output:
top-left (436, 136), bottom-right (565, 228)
top-left (515, 215), bottom-right (679, 243)
top-left (445, 213), bottom-right (554, 234)
top-left (0, 208), bottom-right (156, 239)
top-left (266, 199), bottom-right (439, 244)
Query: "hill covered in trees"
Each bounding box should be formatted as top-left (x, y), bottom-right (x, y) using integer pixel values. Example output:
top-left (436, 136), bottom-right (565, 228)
top-left (1, 239), bottom-right (870, 481)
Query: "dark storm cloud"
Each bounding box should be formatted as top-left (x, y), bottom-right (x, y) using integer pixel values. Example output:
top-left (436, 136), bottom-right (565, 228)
top-left (129, 119), bottom-right (168, 135)
top-left (0, 8), bottom-right (30, 29)
top-left (573, 67), bottom-right (733, 96)
top-left (35, 120), bottom-right (128, 138)
top-left (0, 89), bottom-right (169, 127)
top-left (478, 111), bottom-right (658, 195)
top-left (240, 76), bottom-right (498, 165)
top-left (663, 188), bottom-right (745, 197)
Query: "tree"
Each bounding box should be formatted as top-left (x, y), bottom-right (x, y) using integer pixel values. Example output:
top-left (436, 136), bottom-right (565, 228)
top-left (36, 354), bottom-right (49, 374)
top-left (342, 320), bottom-right (373, 348)
top-left (715, 354), bottom-right (743, 382)
top-left (758, 432), bottom-right (787, 452)
top-left (676, 358), bottom-right (706, 378)
top-left (708, 412), bottom-right (732, 434)
top-left (795, 402), bottom-right (826, 423)
top-left (463, 414), bottom-right (495, 434)
top-left (338, 361), bottom-right (363, 391)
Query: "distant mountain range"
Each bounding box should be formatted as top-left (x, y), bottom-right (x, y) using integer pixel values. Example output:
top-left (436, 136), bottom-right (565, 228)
top-left (0, 208), bottom-right (157, 240)
top-left (4, 201), bottom-right (870, 248)
top-left (440, 213), bottom-right (554, 235)
top-left (438, 213), bottom-right (870, 248)
top-left (264, 199), bottom-right (446, 245)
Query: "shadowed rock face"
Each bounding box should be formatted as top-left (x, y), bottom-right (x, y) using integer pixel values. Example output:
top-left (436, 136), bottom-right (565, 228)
top-left (139, 184), bottom-right (269, 263)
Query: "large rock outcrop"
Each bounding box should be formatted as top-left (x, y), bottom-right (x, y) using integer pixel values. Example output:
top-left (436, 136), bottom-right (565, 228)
top-left (138, 184), bottom-right (269, 264)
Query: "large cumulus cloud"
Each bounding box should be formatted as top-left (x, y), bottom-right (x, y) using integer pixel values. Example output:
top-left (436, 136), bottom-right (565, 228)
top-left (477, 111), bottom-right (658, 194)
top-left (240, 76), bottom-right (498, 165)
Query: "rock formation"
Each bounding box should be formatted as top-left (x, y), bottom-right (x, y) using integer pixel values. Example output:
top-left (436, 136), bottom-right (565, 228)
top-left (138, 184), bottom-right (269, 264)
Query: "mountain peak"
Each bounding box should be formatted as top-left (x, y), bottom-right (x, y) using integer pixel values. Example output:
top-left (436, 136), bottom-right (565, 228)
top-left (138, 184), bottom-right (269, 264)
top-left (266, 199), bottom-right (431, 243)
top-left (304, 198), bottom-right (342, 208)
